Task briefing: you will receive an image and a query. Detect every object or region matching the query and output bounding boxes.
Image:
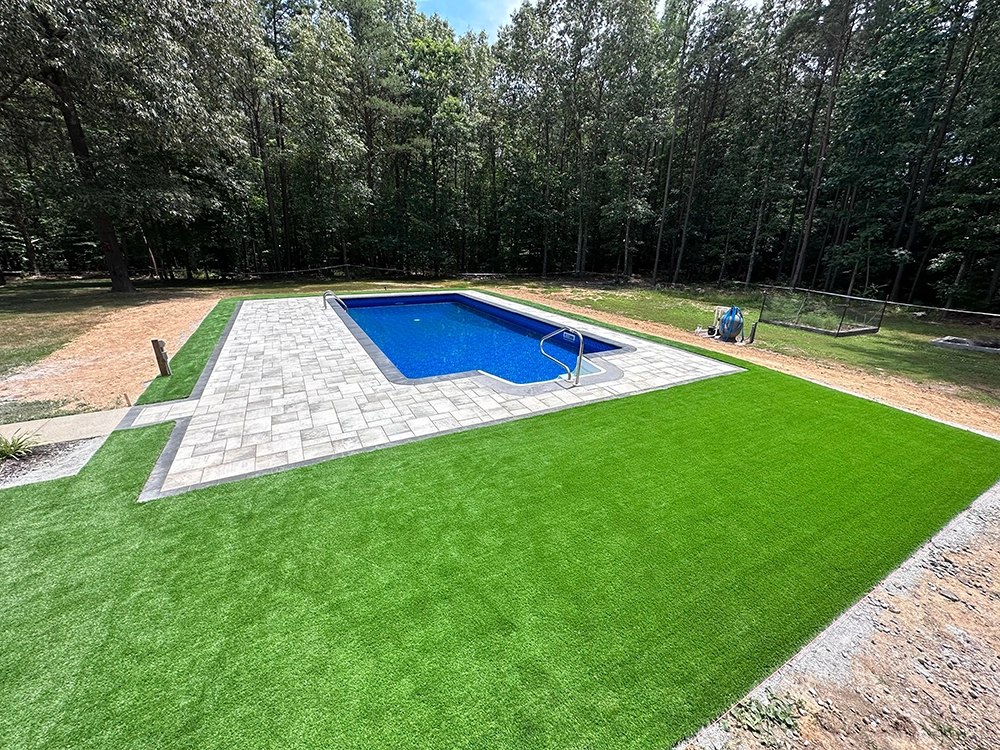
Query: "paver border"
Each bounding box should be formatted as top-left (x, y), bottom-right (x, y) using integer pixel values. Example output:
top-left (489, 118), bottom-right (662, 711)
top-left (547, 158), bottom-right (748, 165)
top-left (137, 416), bottom-right (194, 501)
top-left (124, 300), bottom-right (247, 501)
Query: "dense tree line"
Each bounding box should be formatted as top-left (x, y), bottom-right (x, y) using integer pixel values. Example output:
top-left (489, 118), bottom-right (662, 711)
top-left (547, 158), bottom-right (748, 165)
top-left (0, 0), bottom-right (997, 309)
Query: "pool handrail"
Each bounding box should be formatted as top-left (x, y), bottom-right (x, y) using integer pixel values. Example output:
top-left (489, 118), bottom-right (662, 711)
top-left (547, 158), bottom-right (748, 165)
top-left (540, 327), bottom-right (585, 386)
top-left (323, 290), bottom-right (348, 312)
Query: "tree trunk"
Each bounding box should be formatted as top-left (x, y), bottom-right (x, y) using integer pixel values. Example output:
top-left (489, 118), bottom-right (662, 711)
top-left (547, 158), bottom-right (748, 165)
top-left (778, 74), bottom-right (827, 281)
top-left (652, 128), bottom-right (677, 286)
top-left (242, 55), bottom-right (281, 268)
top-left (745, 178), bottom-right (768, 288)
top-left (489, 133), bottom-right (499, 270)
top-left (907, 236), bottom-right (935, 303)
top-left (892, 3), bottom-right (962, 250)
top-left (946, 250), bottom-right (972, 309)
top-left (542, 122), bottom-right (551, 277)
top-left (987, 254), bottom-right (1000, 306)
top-left (824, 262), bottom-right (838, 292)
top-left (364, 109), bottom-right (377, 240)
top-left (623, 175), bottom-right (634, 278)
top-left (846, 259), bottom-right (859, 296)
top-left (672, 95), bottom-right (708, 285)
top-left (889, 258), bottom-right (907, 302)
top-left (809, 187), bottom-right (843, 289)
top-left (575, 127), bottom-right (587, 274)
top-left (899, 6), bottom-right (980, 289)
top-left (38, 68), bottom-right (135, 293)
top-left (271, 95), bottom-right (294, 270)
top-left (893, 156), bottom-right (923, 248)
top-left (674, 62), bottom-right (723, 285)
top-left (139, 224), bottom-right (160, 280)
top-left (340, 228), bottom-right (350, 279)
top-left (791, 3), bottom-right (853, 288)
top-left (652, 5), bottom-right (693, 285)
top-left (16, 217), bottom-right (40, 276)
top-left (279, 162), bottom-right (292, 268)
top-left (575, 194), bottom-right (587, 274)
top-left (261, 160), bottom-right (281, 268)
top-left (542, 190), bottom-right (550, 279)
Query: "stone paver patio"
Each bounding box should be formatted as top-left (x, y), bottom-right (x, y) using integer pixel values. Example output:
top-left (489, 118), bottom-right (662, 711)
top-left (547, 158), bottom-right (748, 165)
top-left (125, 292), bottom-right (742, 500)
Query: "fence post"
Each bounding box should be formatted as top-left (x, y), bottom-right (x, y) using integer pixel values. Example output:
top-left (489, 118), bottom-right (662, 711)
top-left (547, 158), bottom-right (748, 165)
top-left (151, 339), bottom-right (171, 377)
top-left (877, 294), bottom-right (890, 332)
top-left (837, 299), bottom-right (851, 336)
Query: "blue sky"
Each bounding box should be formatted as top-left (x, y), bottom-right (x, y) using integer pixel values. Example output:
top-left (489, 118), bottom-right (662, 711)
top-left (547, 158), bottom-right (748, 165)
top-left (417, 0), bottom-right (673, 39)
top-left (416, 0), bottom-right (521, 38)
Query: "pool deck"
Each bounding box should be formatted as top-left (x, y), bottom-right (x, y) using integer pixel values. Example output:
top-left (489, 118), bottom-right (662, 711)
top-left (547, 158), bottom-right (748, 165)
top-left (123, 292), bottom-right (742, 500)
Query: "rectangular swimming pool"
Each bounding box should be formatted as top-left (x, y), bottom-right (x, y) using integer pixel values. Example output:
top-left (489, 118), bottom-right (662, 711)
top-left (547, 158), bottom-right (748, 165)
top-left (341, 293), bottom-right (621, 385)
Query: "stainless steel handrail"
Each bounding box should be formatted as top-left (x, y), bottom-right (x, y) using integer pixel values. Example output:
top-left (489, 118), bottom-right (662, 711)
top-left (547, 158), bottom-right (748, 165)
top-left (539, 327), bottom-right (585, 386)
top-left (323, 290), bottom-right (348, 311)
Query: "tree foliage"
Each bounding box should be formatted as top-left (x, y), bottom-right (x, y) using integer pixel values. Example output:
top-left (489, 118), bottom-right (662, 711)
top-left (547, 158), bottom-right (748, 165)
top-left (0, 0), bottom-right (997, 308)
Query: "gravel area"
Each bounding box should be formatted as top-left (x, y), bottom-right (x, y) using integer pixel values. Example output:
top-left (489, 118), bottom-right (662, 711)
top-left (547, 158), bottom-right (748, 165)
top-left (0, 437), bottom-right (107, 489)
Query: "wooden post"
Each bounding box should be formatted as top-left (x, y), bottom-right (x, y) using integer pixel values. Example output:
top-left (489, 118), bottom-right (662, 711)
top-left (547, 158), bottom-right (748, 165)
top-left (151, 339), bottom-right (171, 377)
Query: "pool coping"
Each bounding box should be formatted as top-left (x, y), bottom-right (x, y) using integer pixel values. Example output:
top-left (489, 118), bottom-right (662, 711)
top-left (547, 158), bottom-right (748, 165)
top-left (327, 290), bottom-right (636, 397)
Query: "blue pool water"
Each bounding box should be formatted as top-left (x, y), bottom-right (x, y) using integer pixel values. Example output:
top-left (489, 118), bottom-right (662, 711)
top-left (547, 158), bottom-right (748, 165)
top-left (345, 294), bottom-right (618, 384)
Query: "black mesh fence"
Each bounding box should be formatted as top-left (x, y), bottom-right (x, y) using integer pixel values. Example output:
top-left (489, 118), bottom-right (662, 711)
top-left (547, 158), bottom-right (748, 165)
top-left (758, 287), bottom-right (887, 337)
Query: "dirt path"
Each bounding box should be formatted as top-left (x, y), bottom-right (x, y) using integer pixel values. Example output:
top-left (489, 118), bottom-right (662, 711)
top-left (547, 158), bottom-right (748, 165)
top-left (0, 294), bottom-right (220, 410)
top-left (496, 286), bottom-right (1000, 438)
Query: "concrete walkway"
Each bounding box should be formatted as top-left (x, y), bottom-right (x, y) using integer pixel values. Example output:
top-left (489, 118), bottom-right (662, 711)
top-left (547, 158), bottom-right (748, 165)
top-left (0, 408), bottom-right (131, 445)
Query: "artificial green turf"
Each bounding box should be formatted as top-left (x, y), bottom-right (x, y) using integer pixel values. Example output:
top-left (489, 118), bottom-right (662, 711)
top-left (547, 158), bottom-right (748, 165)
top-left (136, 298), bottom-right (240, 405)
top-left (2, 363), bottom-right (999, 748)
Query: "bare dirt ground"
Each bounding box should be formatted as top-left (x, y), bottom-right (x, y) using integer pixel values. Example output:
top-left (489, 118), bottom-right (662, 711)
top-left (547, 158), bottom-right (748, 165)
top-left (0, 294), bottom-right (220, 411)
top-left (497, 286), bottom-right (1000, 438)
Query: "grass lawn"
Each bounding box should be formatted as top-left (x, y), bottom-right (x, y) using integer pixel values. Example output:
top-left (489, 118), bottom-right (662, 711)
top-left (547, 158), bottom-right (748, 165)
top-left (2, 301), bottom-right (999, 748)
top-left (507, 282), bottom-right (1000, 407)
top-left (0, 279), bottom-right (135, 381)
